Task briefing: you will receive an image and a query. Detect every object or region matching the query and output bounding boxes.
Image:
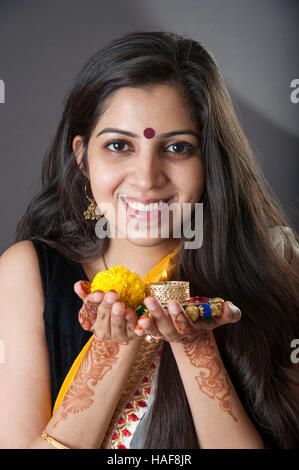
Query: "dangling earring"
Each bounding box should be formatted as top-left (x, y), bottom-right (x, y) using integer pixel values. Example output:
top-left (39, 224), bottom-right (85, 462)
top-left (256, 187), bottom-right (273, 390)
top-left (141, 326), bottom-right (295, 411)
top-left (83, 181), bottom-right (102, 220)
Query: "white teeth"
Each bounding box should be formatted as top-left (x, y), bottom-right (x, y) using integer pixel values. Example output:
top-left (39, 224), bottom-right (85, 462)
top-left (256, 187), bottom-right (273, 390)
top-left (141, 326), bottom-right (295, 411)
top-left (124, 197), bottom-right (169, 211)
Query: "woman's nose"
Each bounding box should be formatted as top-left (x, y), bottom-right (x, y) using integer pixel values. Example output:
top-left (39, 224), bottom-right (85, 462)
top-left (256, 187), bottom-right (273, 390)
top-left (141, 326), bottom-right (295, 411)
top-left (129, 151), bottom-right (167, 190)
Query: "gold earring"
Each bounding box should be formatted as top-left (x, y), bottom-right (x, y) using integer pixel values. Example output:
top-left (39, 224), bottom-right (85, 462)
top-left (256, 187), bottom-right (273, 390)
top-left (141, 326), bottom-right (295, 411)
top-left (83, 182), bottom-right (102, 220)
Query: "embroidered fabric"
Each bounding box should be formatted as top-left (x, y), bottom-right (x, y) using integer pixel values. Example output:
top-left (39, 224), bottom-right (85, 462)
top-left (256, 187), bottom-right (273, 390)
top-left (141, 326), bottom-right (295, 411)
top-left (103, 347), bottom-right (161, 449)
top-left (129, 357), bottom-right (160, 449)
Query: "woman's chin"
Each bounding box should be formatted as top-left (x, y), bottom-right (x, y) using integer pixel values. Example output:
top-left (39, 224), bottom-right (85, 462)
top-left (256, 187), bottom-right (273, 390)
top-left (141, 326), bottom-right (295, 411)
top-left (112, 223), bottom-right (175, 247)
top-left (126, 235), bottom-right (170, 247)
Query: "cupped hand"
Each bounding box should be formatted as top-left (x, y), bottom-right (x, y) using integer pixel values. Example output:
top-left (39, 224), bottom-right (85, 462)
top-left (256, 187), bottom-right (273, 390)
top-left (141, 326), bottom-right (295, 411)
top-left (74, 280), bottom-right (141, 342)
top-left (134, 296), bottom-right (242, 343)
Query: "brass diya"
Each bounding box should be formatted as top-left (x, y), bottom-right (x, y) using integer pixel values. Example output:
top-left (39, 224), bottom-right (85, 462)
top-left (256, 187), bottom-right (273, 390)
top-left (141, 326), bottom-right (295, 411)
top-left (144, 281), bottom-right (190, 305)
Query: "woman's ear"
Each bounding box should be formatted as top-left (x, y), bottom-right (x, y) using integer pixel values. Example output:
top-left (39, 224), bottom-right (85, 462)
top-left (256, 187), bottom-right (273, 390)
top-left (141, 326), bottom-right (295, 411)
top-left (73, 135), bottom-right (88, 178)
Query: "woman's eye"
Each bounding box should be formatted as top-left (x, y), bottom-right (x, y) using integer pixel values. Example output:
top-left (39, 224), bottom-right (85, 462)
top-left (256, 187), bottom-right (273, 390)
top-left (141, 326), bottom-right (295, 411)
top-left (105, 140), bottom-right (130, 152)
top-left (166, 142), bottom-right (195, 155)
top-left (104, 140), bottom-right (195, 156)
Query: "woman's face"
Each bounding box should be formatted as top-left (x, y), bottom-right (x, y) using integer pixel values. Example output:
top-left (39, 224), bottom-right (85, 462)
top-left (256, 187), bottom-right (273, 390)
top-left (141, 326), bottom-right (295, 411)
top-left (74, 83), bottom-right (204, 247)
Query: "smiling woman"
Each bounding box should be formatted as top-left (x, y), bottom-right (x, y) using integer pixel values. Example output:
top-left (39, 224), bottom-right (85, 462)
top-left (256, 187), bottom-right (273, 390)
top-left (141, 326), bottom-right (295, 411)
top-left (72, 84), bottom-right (204, 253)
top-left (0, 31), bottom-right (298, 449)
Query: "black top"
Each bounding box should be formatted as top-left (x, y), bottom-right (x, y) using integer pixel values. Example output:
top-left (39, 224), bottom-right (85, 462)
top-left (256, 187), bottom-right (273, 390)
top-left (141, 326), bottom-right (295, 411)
top-left (32, 239), bottom-right (93, 410)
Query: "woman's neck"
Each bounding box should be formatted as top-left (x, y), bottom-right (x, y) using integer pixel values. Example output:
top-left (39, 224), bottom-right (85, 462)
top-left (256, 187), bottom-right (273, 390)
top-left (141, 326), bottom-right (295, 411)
top-left (82, 238), bottom-right (180, 281)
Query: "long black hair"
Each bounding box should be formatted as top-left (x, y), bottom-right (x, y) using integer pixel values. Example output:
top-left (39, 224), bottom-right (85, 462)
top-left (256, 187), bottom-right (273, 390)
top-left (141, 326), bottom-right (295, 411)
top-left (15, 30), bottom-right (299, 448)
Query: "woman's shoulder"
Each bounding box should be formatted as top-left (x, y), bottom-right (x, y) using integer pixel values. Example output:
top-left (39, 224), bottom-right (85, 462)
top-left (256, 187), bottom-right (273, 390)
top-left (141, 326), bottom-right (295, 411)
top-left (0, 240), bottom-right (45, 312)
top-left (0, 239), bottom-right (46, 270)
top-left (0, 239), bottom-right (41, 271)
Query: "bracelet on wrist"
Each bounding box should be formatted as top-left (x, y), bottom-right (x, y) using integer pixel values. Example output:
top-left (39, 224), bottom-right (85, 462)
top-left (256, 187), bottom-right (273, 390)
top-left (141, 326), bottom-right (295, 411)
top-left (41, 430), bottom-right (70, 449)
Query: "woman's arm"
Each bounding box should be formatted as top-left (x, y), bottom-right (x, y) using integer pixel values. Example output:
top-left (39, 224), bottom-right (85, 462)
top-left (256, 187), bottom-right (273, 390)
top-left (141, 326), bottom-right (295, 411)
top-left (0, 241), bottom-right (143, 449)
top-left (0, 241), bottom-right (52, 448)
top-left (30, 336), bottom-right (142, 449)
top-left (172, 229), bottom-right (298, 448)
top-left (136, 297), bottom-right (264, 449)
top-left (170, 331), bottom-right (264, 449)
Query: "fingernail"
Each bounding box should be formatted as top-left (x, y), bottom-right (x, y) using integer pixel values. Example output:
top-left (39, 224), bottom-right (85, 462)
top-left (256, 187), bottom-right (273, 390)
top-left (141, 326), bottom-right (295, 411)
top-left (93, 289), bottom-right (104, 295)
top-left (106, 291), bottom-right (118, 304)
top-left (144, 298), bottom-right (157, 310)
top-left (168, 300), bottom-right (181, 315)
top-left (139, 317), bottom-right (151, 328)
top-left (90, 290), bottom-right (104, 303)
top-left (112, 303), bottom-right (124, 315)
top-left (134, 325), bottom-right (144, 335)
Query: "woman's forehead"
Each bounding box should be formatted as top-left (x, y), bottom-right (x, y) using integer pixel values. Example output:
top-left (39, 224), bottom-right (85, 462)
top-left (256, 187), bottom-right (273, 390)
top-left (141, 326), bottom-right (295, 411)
top-left (94, 84), bottom-right (199, 133)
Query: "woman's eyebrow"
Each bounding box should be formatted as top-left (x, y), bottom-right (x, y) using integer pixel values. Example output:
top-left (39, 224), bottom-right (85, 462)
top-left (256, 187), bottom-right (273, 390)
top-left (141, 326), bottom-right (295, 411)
top-left (96, 127), bottom-right (200, 141)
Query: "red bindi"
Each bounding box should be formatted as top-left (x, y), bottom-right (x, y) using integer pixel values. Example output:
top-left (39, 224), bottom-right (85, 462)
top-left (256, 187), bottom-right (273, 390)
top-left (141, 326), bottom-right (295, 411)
top-left (143, 128), bottom-right (155, 139)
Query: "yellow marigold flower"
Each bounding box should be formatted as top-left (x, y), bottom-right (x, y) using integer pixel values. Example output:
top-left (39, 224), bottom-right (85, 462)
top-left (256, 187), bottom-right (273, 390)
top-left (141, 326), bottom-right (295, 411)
top-left (90, 265), bottom-right (145, 309)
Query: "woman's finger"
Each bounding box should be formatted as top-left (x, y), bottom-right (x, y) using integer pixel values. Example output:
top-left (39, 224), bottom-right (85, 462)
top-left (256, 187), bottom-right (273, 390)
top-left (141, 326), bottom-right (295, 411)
top-left (185, 300), bottom-right (242, 331)
top-left (78, 289), bottom-right (104, 331)
top-left (137, 315), bottom-right (161, 339)
top-left (74, 280), bottom-right (91, 300)
top-left (110, 301), bottom-right (128, 341)
top-left (96, 290), bottom-right (120, 338)
top-left (214, 301), bottom-right (242, 326)
top-left (124, 307), bottom-right (139, 337)
top-left (167, 299), bottom-right (196, 337)
top-left (142, 296), bottom-right (180, 341)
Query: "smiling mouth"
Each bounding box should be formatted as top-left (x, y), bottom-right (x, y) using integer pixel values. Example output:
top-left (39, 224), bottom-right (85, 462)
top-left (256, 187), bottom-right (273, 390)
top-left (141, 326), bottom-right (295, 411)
top-left (120, 196), bottom-right (174, 212)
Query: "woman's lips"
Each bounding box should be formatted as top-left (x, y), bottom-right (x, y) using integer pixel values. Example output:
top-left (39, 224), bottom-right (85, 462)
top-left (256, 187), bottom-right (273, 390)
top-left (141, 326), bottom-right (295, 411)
top-left (124, 196), bottom-right (171, 204)
top-left (120, 196), bottom-right (175, 221)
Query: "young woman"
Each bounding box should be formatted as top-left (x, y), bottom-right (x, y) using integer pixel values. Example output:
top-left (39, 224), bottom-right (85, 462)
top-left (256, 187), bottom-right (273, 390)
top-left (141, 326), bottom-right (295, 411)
top-left (0, 31), bottom-right (298, 449)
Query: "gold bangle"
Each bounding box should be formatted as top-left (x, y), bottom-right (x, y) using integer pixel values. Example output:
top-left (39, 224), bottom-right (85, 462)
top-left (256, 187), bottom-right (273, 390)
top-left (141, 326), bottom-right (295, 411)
top-left (41, 430), bottom-right (70, 449)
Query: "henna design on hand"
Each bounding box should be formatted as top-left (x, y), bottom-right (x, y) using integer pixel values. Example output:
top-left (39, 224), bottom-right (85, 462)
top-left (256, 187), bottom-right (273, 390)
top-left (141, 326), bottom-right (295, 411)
top-left (172, 312), bottom-right (195, 337)
top-left (182, 330), bottom-right (238, 422)
top-left (53, 337), bottom-right (120, 427)
top-left (78, 301), bottom-right (98, 332)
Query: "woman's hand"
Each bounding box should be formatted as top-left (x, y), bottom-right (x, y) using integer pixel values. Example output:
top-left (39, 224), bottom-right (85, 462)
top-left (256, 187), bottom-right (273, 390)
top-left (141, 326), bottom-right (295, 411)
top-left (74, 280), bottom-right (140, 342)
top-left (134, 296), bottom-right (242, 343)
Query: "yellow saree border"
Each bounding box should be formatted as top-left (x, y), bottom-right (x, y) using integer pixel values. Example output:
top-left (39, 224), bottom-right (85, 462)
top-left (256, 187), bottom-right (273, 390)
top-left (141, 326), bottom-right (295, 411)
top-left (52, 243), bottom-right (181, 415)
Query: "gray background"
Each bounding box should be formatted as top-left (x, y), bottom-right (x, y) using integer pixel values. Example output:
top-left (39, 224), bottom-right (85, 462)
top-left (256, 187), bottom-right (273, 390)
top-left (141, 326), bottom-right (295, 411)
top-left (0, 0), bottom-right (298, 254)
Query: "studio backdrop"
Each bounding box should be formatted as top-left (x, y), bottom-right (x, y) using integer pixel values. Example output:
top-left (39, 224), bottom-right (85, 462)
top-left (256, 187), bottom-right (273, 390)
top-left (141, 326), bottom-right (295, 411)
top-left (0, 0), bottom-right (298, 253)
